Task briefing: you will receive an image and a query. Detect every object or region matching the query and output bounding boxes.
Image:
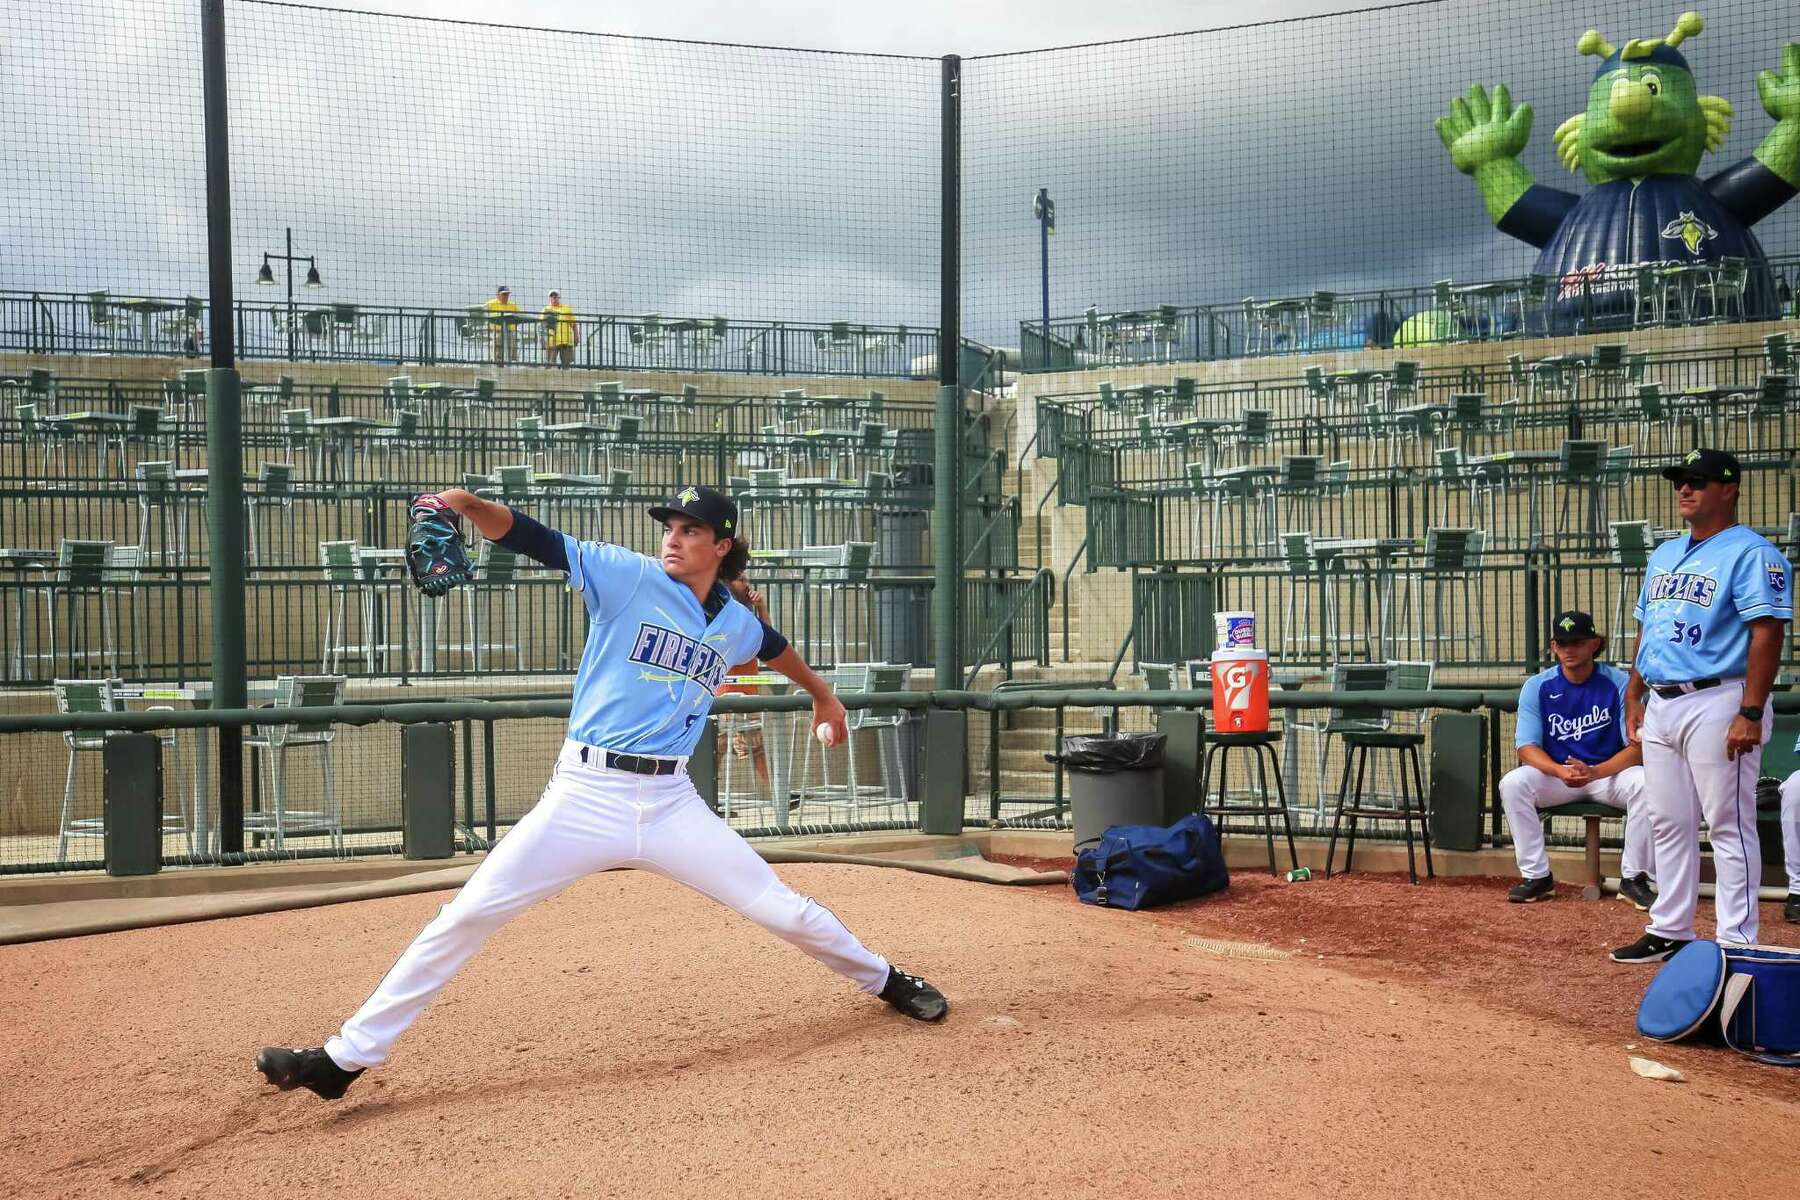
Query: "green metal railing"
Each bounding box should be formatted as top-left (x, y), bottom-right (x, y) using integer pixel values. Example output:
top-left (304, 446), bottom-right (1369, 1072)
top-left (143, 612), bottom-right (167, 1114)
top-left (1019, 255), bottom-right (1800, 370)
top-left (10, 687), bottom-right (1794, 876)
top-left (0, 290), bottom-right (953, 379)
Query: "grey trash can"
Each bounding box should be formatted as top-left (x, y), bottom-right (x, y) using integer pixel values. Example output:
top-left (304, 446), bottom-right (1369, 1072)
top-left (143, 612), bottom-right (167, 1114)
top-left (1049, 733), bottom-right (1166, 851)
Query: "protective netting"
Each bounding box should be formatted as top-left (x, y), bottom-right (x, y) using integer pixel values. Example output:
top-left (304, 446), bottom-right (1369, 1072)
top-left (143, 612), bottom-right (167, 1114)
top-left (963, 0), bottom-right (1800, 353)
top-left (6, 0), bottom-right (941, 340)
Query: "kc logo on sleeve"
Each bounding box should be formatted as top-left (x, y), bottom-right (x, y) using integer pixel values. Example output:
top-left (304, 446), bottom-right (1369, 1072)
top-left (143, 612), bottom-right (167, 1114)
top-left (1770, 560), bottom-right (1789, 594)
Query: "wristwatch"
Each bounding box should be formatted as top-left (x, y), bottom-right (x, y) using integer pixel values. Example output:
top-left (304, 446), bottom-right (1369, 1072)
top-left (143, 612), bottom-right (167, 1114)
top-left (1738, 704), bottom-right (1764, 721)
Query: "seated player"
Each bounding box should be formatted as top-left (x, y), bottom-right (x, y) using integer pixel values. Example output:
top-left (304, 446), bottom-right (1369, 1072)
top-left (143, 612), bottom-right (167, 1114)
top-left (1501, 611), bottom-right (1655, 907)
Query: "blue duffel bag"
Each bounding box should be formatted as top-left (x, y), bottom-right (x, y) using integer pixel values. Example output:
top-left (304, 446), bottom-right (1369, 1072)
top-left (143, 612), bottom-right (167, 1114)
top-left (1637, 940), bottom-right (1800, 1066)
top-left (1071, 813), bottom-right (1229, 910)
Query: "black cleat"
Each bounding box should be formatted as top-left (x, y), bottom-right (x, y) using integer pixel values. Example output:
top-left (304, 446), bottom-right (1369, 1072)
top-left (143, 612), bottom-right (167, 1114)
top-left (255, 1046), bottom-right (364, 1100)
top-left (1616, 873), bottom-right (1656, 912)
top-left (1786, 893), bottom-right (1800, 925)
top-left (879, 966), bottom-right (948, 1022)
top-left (1609, 933), bottom-right (1690, 964)
top-left (1507, 874), bottom-right (1555, 903)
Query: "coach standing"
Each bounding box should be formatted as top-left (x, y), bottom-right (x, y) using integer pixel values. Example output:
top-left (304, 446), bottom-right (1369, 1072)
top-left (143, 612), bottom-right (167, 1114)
top-left (1613, 449), bottom-right (1793, 963)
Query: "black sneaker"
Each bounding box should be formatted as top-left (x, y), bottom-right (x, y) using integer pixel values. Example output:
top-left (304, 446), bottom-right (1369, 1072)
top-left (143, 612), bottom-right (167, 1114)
top-left (879, 966), bottom-right (948, 1022)
top-left (255, 1046), bottom-right (364, 1100)
top-left (1786, 894), bottom-right (1800, 925)
top-left (1616, 873), bottom-right (1656, 912)
top-left (1507, 875), bottom-right (1555, 903)
top-left (1609, 933), bottom-right (1691, 964)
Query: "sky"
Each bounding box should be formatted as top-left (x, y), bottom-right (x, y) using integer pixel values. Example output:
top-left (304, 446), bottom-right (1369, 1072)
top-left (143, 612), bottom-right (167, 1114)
top-left (3, 0), bottom-right (1796, 347)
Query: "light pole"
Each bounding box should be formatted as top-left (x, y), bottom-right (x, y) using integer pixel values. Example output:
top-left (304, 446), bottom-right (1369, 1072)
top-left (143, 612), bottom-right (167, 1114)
top-left (1033, 188), bottom-right (1054, 368)
top-left (255, 227), bottom-right (322, 361)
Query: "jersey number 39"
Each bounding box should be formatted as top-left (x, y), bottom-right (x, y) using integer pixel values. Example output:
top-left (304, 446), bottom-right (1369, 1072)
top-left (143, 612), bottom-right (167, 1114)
top-left (1669, 620), bottom-right (1703, 646)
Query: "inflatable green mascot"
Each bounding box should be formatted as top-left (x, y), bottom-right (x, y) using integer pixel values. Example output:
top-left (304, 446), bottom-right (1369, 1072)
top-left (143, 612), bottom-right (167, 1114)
top-left (1436, 12), bottom-right (1799, 327)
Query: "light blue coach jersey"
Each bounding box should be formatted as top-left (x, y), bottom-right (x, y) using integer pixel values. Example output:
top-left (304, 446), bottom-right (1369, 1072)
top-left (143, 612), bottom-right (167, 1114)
top-left (560, 536), bottom-right (765, 756)
top-left (1633, 524), bottom-right (1792, 684)
top-left (1515, 662), bottom-right (1631, 765)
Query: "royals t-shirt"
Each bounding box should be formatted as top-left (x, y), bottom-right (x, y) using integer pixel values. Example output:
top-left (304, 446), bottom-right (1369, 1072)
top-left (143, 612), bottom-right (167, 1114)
top-left (1514, 662), bottom-right (1631, 766)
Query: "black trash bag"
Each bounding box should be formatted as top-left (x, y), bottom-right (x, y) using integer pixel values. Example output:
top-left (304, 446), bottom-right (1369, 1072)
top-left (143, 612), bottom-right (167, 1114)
top-left (1046, 732), bottom-right (1166, 774)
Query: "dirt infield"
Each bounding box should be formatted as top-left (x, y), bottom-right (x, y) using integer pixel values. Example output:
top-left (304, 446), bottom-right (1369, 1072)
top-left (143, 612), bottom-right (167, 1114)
top-left (3, 863), bottom-right (1799, 1199)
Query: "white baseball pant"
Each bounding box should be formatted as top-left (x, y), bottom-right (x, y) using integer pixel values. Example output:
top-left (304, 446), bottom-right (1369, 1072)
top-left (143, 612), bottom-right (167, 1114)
top-left (1498, 764), bottom-right (1652, 881)
top-left (1782, 771), bottom-right (1800, 897)
top-left (1640, 682), bottom-right (1770, 946)
top-left (325, 740), bottom-right (890, 1070)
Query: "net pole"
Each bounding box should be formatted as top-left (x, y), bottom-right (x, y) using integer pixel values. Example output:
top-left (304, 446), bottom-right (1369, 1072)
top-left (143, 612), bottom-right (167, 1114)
top-left (934, 53), bottom-right (962, 691)
top-left (201, 0), bottom-right (248, 854)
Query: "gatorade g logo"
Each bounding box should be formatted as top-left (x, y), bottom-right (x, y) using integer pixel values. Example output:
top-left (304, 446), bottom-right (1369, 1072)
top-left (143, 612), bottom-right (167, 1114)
top-left (1220, 661), bottom-right (1257, 711)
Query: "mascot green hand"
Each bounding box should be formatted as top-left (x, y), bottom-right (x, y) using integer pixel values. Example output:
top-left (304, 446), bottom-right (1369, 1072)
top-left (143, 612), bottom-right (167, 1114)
top-left (1436, 12), bottom-right (1800, 327)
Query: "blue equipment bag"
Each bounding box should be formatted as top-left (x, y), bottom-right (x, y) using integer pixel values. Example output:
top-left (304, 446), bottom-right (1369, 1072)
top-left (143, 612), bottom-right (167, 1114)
top-left (1637, 940), bottom-right (1800, 1066)
top-left (1071, 814), bottom-right (1229, 910)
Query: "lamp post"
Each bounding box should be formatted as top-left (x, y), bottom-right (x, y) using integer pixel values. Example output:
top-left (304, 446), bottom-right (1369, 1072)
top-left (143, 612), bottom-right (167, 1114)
top-left (255, 227), bottom-right (322, 361)
top-left (1033, 188), bottom-right (1054, 368)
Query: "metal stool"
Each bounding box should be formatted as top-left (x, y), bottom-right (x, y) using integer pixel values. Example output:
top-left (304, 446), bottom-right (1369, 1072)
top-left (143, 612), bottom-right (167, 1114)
top-left (1325, 730), bottom-right (1433, 884)
top-left (1198, 730), bottom-right (1297, 876)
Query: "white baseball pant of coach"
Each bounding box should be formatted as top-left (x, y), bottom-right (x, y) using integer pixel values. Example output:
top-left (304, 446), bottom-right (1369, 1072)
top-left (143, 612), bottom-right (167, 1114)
top-left (325, 740), bottom-right (891, 1070)
top-left (1640, 681), bottom-right (1772, 946)
top-left (1783, 772), bottom-right (1800, 899)
top-left (1498, 765), bottom-right (1651, 881)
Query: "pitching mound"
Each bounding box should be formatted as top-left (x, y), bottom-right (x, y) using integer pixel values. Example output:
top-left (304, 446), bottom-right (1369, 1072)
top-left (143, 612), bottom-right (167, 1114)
top-left (2, 864), bottom-right (1795, 1198)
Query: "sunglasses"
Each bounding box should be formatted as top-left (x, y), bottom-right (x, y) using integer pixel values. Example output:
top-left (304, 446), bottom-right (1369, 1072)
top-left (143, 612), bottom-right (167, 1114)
top-left (1670, 476), bottom-right (1714, 490)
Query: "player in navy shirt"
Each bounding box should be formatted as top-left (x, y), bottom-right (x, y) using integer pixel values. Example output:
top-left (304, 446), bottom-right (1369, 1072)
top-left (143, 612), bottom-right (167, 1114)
top-left (1501, 611), bottom-right (1652, 906)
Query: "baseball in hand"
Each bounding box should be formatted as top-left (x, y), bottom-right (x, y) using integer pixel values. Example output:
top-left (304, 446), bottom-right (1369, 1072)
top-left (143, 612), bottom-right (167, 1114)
top-left (814, 723), bottom-right (839, 747)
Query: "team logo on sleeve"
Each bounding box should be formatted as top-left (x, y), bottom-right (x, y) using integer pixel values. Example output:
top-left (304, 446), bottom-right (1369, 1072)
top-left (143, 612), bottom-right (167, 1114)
top-left (1771, 561), bottom-right (1789, 594)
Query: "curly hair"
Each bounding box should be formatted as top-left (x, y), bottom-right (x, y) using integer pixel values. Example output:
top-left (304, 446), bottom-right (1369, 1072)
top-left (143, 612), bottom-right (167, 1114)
top-left (718, 532), bottom-right (751, 582)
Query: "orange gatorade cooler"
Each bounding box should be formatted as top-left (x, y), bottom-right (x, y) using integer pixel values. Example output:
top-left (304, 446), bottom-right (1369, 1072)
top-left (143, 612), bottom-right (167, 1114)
top-left (1210, 649), bottom-right (1270, 733)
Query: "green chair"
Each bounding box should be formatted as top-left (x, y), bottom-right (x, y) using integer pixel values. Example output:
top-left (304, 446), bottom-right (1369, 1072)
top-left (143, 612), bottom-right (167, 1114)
top-left (135, 461), bottom-right (191, 565)
top-left (281, 408), bottom-right (319, 476)
top-left (1400, 528), bottom-right (1487, 664)
top-left (51, 679), bottom-right (189, 862)
top-left (320, 542), bottom-right (396, 674)
top-left (1303, 365), bottom-right (1332, 406)
top-left (87, 291), bottom-right (126, 349)
top-left (247, 462), bottom-right (296, 565)
top-left (1608, 520), bottom-right (1654, 636)
top-left (466, 542), bottom-right (522, 672)
top-left (243, 675), bottom-right (347, 854)
top-left (1764, 331), bottom-right (1793, 378)
top-left (1288, 661), bottom-right (1395, 816)
top-left (44, 540), bottom-right (117, 678)
top-left (1382, 360), bottom-right (1420, 407)
top-left (1431, 280), bottom-right (1466, 343)
top-left (1557, 438), bottom-right (1611, 544)
top-left (1695, 256), bottom-right (1749, 322)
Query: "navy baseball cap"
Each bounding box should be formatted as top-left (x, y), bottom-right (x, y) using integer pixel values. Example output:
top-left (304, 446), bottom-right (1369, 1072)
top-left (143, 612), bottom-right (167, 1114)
top-left (1550, 610), bottom-right (1600, 643)
top-left (649, 485), bottom-right (738, 539)
top-left (1660, 447), bottom-right (1740, 486)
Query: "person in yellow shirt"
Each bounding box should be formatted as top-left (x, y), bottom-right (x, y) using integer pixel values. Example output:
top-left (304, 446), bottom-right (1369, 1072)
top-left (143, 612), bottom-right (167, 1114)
top-left (483, 285), bottom-right (520, 366)
top-left (541, 290), bottom-right (577, 369)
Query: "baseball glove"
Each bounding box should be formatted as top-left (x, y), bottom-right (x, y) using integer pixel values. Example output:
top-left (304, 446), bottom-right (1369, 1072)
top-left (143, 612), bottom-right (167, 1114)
top-left (405, 494), bottom-right (475, 597)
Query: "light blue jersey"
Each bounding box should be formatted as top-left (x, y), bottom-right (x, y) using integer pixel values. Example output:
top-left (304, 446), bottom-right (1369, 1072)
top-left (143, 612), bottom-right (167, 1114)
top-left (1633, 524), bottom-right (1792, 683)
top-left (560, 535), bottom-right (766, 756)
top-left (1515, 662), bottom-right (1631, 765)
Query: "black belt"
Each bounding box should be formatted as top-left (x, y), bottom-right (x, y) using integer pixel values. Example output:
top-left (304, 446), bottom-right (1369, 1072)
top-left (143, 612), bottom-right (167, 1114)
top-left (1649, 678), bottom-right (1723, 700)
top-left (577, 746), bottom-right (683, 776)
